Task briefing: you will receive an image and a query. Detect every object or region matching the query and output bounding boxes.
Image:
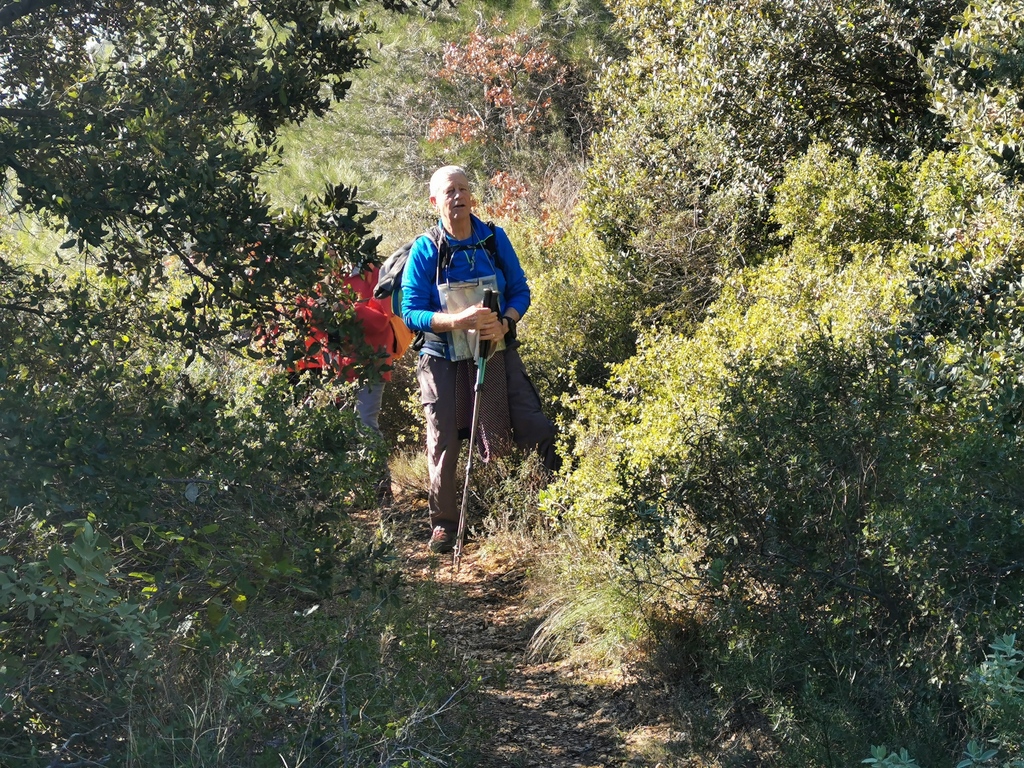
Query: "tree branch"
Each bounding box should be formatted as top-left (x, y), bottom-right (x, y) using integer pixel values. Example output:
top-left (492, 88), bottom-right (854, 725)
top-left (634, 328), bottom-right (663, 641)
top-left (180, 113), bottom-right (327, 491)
top-left (0, 301), bottom-right (49, 316)
top-left (0, 107), bottom-right (53, 119)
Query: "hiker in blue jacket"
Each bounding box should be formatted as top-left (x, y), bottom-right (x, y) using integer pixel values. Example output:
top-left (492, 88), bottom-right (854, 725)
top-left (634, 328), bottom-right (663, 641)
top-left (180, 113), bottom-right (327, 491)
top-left (402, 165), bottom-right (558, 553)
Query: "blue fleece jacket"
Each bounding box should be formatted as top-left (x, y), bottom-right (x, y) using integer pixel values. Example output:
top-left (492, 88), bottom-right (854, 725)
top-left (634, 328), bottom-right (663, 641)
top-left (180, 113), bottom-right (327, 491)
top-left (401, 216), bottom-right (530, 340)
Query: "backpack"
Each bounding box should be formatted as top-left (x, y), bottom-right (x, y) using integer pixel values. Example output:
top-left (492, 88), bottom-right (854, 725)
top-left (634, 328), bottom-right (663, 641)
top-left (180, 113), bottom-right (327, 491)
top-left (373, 221), bottom-right (500, 318)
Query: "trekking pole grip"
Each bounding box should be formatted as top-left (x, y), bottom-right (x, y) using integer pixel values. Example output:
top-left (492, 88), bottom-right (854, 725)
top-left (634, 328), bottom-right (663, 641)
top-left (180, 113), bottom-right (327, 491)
top-left (479, 288), bottom-right (500, 360)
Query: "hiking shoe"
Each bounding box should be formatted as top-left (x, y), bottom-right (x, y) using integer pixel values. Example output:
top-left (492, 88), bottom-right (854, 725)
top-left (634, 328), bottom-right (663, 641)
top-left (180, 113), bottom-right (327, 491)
top-left (428, 525), bottom-right (454, 554)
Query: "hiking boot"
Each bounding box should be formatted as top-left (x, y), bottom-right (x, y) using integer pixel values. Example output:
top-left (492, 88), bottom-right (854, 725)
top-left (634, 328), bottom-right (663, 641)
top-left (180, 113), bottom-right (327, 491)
top-left (428, 525), bottom-right (454, 554)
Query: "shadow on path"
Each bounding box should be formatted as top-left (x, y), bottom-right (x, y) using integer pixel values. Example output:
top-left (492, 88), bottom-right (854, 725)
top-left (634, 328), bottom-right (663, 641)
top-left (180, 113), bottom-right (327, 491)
top-left (391, 514), bottom-right (682, 768)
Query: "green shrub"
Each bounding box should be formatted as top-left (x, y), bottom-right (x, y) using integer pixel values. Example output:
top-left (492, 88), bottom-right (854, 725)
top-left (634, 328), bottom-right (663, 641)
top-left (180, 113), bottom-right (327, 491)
top-left (924, 0), bottom-right (1024, 181)
top-left (0, 256), bottom-right (472, 765)
top-left (581, 0), bottom-right (953, 291)
top-left (963, 634), bottom-right (1024, 766)
top-left (510, 216), bottom-right (640, 413)
top-left (862, 634), bottom-right (1024, 768)
top-left (544, 144), bottom-right (1024, 764)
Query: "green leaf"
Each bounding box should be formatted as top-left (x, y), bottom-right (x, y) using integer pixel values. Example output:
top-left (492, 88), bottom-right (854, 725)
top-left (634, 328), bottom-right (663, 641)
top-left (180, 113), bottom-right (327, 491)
top-left (46, 548), bottom-right (65, 572)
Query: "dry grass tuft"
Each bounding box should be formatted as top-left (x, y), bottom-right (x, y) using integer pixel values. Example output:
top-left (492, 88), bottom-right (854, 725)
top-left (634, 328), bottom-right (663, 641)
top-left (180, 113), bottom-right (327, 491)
top-left (387, 447), bottom-right (430, 502)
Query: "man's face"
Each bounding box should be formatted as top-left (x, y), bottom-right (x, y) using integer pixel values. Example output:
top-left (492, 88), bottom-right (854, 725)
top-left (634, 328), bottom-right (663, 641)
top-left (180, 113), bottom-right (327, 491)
top-left (430, 172), bottom-right (474, 231)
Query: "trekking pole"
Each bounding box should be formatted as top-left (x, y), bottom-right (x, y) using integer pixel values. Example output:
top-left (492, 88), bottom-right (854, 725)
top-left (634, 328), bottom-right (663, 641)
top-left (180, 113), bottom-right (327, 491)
top-left (453, 288), bottom-right (500, 570)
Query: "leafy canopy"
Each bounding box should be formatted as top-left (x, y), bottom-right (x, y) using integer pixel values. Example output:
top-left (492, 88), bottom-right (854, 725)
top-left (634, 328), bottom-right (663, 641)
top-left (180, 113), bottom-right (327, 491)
top-left (1, 0), bottom-right (382, 362)
top-left (582, 0), bottom-right (963, 314)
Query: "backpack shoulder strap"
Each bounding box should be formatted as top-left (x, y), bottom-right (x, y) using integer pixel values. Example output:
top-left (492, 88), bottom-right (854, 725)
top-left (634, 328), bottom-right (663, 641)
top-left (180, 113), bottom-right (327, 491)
top-left (477, 220), bottom-right (503, 271)
top-left (425, 225), bottom-right (449, 285)
top-left (483, 221), bottom-right (497, 256)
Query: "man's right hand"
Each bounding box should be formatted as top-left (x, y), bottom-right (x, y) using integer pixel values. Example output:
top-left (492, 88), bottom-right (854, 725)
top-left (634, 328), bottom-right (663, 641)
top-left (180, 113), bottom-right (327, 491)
top-left (455, 305), bottom-right (497, 330)
top-left (431, 305), bottom-right (500, 336)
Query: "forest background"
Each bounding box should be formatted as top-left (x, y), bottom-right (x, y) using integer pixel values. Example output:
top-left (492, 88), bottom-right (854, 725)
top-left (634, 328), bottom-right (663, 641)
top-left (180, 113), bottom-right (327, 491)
top-left (2, 0), bottom-right (1023, 766)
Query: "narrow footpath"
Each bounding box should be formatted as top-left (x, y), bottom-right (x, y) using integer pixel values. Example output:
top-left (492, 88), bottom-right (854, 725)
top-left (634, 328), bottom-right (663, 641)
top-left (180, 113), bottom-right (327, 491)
top-left (384, 505), bottom-right (690, 768)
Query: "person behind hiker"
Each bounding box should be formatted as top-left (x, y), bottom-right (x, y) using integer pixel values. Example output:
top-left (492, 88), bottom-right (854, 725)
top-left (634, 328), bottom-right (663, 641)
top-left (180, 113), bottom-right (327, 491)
top-left (293, 259), bottom-right (411, 504)
top-left (292, 260), bottom-right (407, 431)
top-left (401, 165), bottom-right (558, 553)
top-left (337, 260), bottom-right (403, 435)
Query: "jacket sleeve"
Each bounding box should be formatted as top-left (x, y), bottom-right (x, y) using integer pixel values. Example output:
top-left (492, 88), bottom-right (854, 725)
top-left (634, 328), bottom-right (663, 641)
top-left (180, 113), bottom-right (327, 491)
top-left (400, 235), bottom-right (439, 333)
top-left (495, 226), bottom-right (531, 318)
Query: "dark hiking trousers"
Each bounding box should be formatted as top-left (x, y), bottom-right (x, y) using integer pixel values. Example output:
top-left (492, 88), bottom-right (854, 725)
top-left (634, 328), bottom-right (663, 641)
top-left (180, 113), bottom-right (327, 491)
top-left (416, 345), bottom-right (558, 531)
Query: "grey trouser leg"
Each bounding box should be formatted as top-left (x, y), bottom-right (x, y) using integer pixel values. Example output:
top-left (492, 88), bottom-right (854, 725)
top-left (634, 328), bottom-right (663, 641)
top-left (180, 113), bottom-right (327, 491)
top-left (355, 379), bottom-right (386, 435)
top-left (417, 354), bottom-right (460, 530)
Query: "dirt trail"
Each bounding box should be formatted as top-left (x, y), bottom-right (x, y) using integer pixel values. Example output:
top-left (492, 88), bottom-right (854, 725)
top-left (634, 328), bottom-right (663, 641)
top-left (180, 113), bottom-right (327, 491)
top-left (387, 507), bottom-right (684, 768)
